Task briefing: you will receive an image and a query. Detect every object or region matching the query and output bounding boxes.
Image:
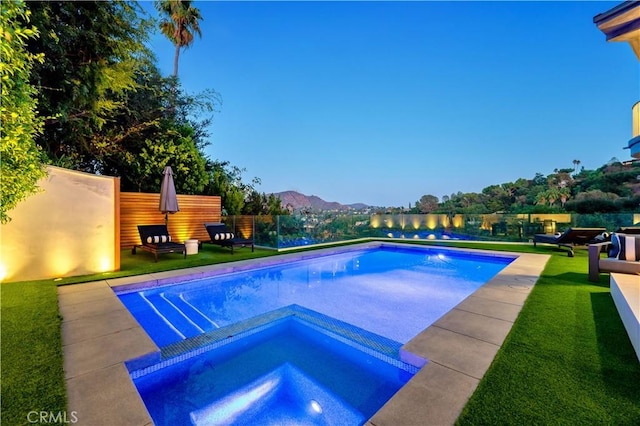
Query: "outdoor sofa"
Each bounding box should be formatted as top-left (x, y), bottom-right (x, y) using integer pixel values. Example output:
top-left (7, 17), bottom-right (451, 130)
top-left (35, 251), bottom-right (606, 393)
top-left (588, 231), bottom-right (640, 282)
top-left (533, 227), bottom-right (606, 257)
top-left (203, 222), bottom-right (254, 253)
top-left (132, 224), bottom-right (186, 262)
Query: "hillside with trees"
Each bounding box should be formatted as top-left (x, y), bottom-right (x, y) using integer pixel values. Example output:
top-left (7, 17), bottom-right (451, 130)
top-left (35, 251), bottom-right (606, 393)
top-left (411, 158), bottom-right (640, 215)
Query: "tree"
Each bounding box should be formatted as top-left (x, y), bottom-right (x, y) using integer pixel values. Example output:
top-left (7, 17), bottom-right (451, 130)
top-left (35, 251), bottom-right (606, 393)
top-left (559, 187), bottom-right (570, 207)
top-left (203, 160), bottom-right (260, 215)
top-left (26, 1), bottom-right (153, 169)
top-left (242, 191), bottom-right (289, 215)
top-left (416, 194), bottom-right (439, 213)
top-left (135, 125), bottom-right (208, 194)
top-left (0, 0), bottom-right (46, 223)
top-left (156, 0), bottom-right (203, 77)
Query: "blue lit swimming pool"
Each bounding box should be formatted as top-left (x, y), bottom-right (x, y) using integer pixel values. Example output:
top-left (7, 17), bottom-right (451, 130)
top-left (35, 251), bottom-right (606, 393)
top-left (119, 244), bottom-right (516, 425)
top-left (118, 245), bottom-right (514, 347)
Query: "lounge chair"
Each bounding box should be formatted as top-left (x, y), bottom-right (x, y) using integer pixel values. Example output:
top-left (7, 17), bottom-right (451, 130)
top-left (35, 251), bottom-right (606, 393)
top-left (533, 227), bottom-right (606, 257)
top-left (588, 233), bottom-right (640, 281)
top-left (132, 224), bottom-right (186, 262)
top-left (615, 226), bottom-right (640, 234)
top-left (203, 222), bottom-right (254, 253)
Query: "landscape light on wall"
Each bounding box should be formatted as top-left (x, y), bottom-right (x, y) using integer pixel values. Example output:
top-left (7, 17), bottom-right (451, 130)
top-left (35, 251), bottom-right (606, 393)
top-left (412, 216), bottom-right (421, 229)
top-left (426, 215), bottom-right (437, 229)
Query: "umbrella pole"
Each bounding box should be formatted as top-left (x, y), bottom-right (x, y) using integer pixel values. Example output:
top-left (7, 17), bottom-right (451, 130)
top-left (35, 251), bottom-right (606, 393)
top-left (165, 213), bottom-right (168, 227)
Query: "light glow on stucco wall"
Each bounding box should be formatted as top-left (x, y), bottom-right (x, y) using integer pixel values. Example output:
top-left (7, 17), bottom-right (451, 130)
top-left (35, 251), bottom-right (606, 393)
top-left (426, 215), bottom-right (437, 230)
top-left (370, 213), bottom-right (467, 230)
top-left (411, 216), bottom-right (422, 229)
top-left (0, 166), bottom-right (117, 282)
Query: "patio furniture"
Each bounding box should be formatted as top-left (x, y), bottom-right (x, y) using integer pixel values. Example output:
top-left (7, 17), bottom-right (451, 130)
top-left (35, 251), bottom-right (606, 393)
top-left (533, 227), bottom-right (606, 257)
top-left (132, 224), bottom-right (186, 262)
top-left (203, 222), bottom-right (254, 253)
top-left (588, 233), bottom-right (640, 282)
top-left (615, 226), bottom-right (640, 234)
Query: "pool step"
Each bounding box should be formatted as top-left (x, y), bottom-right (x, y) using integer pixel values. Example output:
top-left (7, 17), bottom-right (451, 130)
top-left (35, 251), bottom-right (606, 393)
top-left (118, 293), bottom-right (185, 347)
top-left (166, 294), bottom-right (220, 333)
top-left (143, 293), bottom-right (204, 339)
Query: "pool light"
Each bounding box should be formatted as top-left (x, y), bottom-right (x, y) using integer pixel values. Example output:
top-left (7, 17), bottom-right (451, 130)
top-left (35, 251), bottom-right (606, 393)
top-left (310, 399), bottom-right (323, 414)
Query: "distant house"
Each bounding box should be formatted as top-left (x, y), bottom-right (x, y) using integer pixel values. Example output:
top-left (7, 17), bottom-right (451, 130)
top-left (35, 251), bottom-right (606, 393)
top-left (594, 1), bottom-right (640, 158)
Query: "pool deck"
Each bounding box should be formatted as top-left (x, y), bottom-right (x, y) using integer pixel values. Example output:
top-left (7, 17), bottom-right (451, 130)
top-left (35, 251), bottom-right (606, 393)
top-left (58, 241), bottom-right (549, 425)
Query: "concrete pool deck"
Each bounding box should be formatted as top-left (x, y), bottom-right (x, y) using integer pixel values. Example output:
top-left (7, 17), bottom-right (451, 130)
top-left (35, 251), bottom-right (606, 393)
top-left (58, 242), bottom-right (550, 425)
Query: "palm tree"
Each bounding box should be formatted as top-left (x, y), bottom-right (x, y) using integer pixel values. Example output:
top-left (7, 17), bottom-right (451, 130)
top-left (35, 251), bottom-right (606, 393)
top-left (572, 159), bottom-right (581, 175)
top-left (535, 192), bottom-right (547, 206)
top-left (559, 187), bottom-right (570, 207)
top-left (156, 0), bottom-right (203, 77)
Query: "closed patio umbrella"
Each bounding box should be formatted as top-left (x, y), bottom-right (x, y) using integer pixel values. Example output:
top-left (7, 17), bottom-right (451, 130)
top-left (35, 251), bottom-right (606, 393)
top-left (159, 166), bottom-right (179, 225)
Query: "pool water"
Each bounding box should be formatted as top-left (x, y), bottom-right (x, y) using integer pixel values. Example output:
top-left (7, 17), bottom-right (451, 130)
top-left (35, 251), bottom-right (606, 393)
top-left (131, 315), bottom-right (418, 426)
top-left (118, 245), bottom-right (514, 347)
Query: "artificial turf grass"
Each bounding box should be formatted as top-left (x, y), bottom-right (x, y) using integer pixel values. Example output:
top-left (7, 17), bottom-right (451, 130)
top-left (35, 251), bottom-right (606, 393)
top-left (1, 280), bottom-right (66, 426)
top-left (457, 251), bottom-right (640, 425)
top-left (48, 244), bottom-right (278, 286)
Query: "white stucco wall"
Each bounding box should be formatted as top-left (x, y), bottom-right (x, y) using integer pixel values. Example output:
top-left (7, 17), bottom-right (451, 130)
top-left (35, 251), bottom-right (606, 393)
top-left (0, 166), bottom-right (118, 282)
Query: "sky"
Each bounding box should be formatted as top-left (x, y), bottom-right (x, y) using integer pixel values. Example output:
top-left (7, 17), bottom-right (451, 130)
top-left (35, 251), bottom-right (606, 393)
top-left (141, 1), bottom-right (639, 207)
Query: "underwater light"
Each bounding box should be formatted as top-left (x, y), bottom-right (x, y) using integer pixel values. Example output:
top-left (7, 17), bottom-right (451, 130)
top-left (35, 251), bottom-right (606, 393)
top-left (310, 400), bottom-right (323, 414)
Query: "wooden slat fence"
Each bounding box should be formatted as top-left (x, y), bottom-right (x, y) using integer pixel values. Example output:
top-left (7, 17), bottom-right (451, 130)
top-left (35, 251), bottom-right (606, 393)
top-left (120, 192), bottom-right (221, 249)
top-left (223, 215), bottom-right (255, 240)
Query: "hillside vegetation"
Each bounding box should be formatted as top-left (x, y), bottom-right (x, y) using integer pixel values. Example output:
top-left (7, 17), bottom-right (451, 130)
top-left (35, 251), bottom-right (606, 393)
top-left (412, 159), bottom-right (640, 215)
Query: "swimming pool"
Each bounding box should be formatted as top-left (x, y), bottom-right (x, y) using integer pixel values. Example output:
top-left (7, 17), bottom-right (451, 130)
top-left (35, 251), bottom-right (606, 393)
top-left (117, 243), bottom-right (517, 425)
top-left (117, 245), bottom-right (514, 347)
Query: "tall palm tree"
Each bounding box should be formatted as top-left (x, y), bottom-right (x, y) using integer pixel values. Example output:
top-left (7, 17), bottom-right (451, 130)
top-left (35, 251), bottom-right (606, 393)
top-left (156, 0), bottom-right (203, 77)
top-left (572, 159), bottom-right (581, 175)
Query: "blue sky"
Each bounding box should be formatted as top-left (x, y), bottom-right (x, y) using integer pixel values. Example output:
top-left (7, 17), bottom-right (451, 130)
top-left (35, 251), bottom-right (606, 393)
top-left (142, 1), bottom-right (638, 207)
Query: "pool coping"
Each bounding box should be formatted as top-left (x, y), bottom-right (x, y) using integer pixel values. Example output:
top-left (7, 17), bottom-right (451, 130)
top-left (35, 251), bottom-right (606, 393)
top-left (58, 241), bottom-right (550, 425)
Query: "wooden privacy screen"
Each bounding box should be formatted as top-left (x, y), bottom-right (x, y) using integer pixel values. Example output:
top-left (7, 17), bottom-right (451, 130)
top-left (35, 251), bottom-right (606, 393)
top-left (120, 192), bottom-right (221, 249)
top-left (223, 215), bottom-right (255, 240)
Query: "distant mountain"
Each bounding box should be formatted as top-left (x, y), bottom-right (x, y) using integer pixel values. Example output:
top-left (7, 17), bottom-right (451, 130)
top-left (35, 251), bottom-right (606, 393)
top-left (273, 191), bottom-right (369, 211)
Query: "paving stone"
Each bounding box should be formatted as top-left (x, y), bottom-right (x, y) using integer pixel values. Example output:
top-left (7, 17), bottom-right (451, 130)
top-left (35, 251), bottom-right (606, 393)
top-left (66, 363), bottom-right (152, 426)
top-left (434, 308), bottom-right (514, 346)
top-left (403, 326), bottom-right (500, 380)
top-left (106, 275), bottom-right (156, 289)
top-left (58, 286), bottom-right (117, 306)
top-left (370, 362), bottom-right (479, 426)
top-left (455, 295), bottom-right (524, 322)
top-left (58, 295), bottom-right (126, 322)
top-left (64, 327), bottom-right (158, 379)
top-left (57, 281), bottom-right (109, 294)
top-left (471, 285), bottom-right (530, 306)
top-left (62, 309), bottom-right (141, 345)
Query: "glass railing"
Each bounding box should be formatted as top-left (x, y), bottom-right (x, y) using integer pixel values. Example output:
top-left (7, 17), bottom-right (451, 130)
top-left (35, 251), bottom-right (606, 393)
top-left (222, 213), bottom-right (640, 250)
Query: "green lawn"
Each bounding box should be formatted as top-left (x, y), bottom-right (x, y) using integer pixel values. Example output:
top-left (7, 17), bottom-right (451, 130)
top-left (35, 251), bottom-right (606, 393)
top-left (1, 241), bottom-right (639, 425)
top-left (457, 248), bottom-right (640, 424)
